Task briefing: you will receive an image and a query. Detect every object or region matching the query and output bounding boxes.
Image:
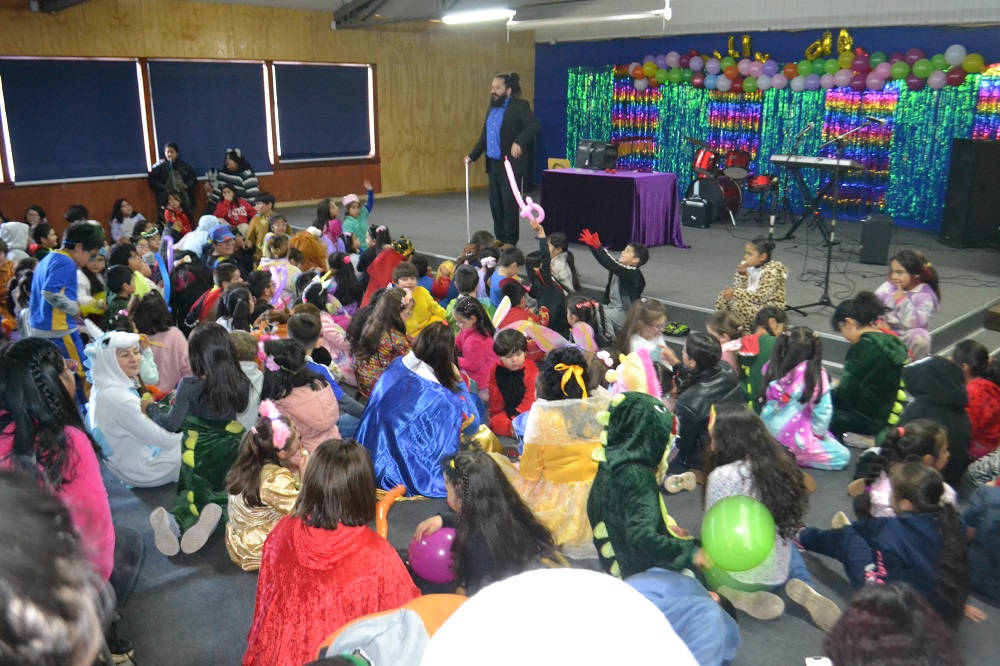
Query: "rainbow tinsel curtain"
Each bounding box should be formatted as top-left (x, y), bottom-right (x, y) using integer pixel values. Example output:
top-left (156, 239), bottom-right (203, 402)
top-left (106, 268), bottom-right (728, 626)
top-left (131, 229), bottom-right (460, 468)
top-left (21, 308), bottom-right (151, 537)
top-left (565, 65), bottom-right (1000, 229)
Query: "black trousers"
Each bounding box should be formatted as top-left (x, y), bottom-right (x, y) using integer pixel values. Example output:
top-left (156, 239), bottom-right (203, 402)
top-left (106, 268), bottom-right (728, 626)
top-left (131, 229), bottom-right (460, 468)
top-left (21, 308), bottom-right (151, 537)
top-left (487, 159), bottom-right (521, 245)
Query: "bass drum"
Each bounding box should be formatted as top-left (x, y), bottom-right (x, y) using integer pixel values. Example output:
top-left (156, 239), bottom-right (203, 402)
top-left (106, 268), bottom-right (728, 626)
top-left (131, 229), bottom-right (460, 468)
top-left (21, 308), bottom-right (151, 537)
top-left (686, 176), bottom-right (742, 219)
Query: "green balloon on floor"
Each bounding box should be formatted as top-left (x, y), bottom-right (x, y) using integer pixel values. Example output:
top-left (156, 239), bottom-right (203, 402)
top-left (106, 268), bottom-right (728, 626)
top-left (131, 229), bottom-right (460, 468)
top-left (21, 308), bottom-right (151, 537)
top-left (702, 495), bottom-right (776, 572)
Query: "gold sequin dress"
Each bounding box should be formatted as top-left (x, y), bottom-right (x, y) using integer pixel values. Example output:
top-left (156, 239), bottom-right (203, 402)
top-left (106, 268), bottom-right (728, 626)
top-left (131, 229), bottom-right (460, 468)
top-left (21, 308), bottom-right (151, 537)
top-left (225, 464), bottom-right (300, 571)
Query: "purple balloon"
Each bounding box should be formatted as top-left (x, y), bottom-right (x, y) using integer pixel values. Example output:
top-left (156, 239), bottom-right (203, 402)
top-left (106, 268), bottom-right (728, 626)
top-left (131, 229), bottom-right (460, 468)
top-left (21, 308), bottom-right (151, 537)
top-left (689, 55), bottom-right (704, 72)
top-left (643, 54), bottom-right (656, 64)
top-left (679, 54), bottom-right (691, 69)
top-left (866, 72), bottom-right (886, 91)
top-left (905, 73), bottom-right (925, 91)
top-left (874, 62), bottom-right (892, 79)
top-left (749, 60), bottom-right (765, 78)
top-left (763, 59), bottom-right (779, 77)
top-left (804, 73), bottom-right (822, 90)
top-left (408, 527), bottom-right (456, 584)
top-left (834, 68), bottom-right (853, 87)
top-left (771, 73), bottom-right (788, 90)
top-left (927, 70), bottom-right (947, 90)
top-left (850, 73), bottom-right (866, 92)
top-left (705, 58), bottom-right (721, 75)
top-left (820, 73), bottom-right (835, 89)
top-left (737, 58), bottom-right (752, 76)
top-left (654, 55), bottom-right (668, 70)
top-left (904, 48), bottom-right (925, 67)
top-left (888, 52), bottom-right (904, 65)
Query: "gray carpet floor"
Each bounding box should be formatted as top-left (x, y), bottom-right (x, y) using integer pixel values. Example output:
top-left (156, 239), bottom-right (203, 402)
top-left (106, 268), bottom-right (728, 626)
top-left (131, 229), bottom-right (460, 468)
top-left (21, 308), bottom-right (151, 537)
top-left (109, 190), bottom-right (1000, 664)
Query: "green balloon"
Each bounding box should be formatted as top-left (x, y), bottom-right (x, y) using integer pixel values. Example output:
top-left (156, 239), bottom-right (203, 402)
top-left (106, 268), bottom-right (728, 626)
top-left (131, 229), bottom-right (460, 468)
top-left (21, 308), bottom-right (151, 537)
top-left (681, 68), bottom-right (694, 83)
top-left (743, 76), bottom-right (758, 93)
top-left (655, 69), bottom-right (669, 84)
top-left (912, 58), bottom-right (933, 79)
top-left (720, 56), bottom-right (736, 70)
top-left (701, 496), bottom-right (776, 572)
top-left (667, 68), bottom-right (683, 84)
top-left (868, 51), bottom-right (887, 67)
top-left (797, 59), bottom-right (813, 77)
top-left (812, 58), bottom-right (826, 72)
top-left (890, 61), bottom-right (910, 80)
top-left (823, 58), bottom-right (840, 75)
top-left (931, 53), bottom-right (948, 71)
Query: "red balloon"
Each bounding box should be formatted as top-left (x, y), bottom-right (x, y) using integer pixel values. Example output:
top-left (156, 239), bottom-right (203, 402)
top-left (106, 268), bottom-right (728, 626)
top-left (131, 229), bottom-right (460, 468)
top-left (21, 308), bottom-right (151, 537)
top-left (731, 78), bottom-right (744, 94)
top-left (631, 64), bottom-right (645, 79)
top-left (782, 63), bottom-right (798, 79)
top-left (691, 72), bottom-right (705, 89)
top-left (614, 64), bottom-right (630, 76)
top-left (904, 48), bottom-right (925, 67)
top-left (849, 73), bottom-right (866, 92)
top-left (852, 54), bottom-right (871, 74)
top-left (946, 66), bottom-right (967, 87)
top-left (724, 65), bottom-right (739, 80)
top-left (905, 73), bottom-right (926, 91)
top-left (888, 52), bottom-right (904, 65)
top-left (679, 54), bottom-right (691, 69)
top-left (688, 49), bottom-right (698, 56)
top-left (648, 76), bottom-right (662, 89)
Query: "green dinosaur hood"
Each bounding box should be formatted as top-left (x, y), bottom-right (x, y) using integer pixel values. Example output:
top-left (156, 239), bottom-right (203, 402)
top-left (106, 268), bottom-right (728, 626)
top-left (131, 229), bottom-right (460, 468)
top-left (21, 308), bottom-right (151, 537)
top-left (861, 330), bottom-right (910, 366)
top-left (598, 392), bottom-right (677, 476)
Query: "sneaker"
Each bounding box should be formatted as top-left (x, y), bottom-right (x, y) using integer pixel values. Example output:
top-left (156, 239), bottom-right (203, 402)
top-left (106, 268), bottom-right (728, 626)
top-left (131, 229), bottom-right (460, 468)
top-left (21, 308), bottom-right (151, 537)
top-left (150, 507), bottom-right (180, 557)
top-left (832, 511), bottom-right (851, 529)
top-left (180, 502), bottom-right (223, 554)
top-left (716, 585), bottom-right (785, 620)
top-left (664, 471), bottom-right (698, 493)
top-left (103, 619), bottom-right (134, 664)
top-left (843, 432), bottom-right (875, 449)
top-left (785, 578), bottom-right (842, 631)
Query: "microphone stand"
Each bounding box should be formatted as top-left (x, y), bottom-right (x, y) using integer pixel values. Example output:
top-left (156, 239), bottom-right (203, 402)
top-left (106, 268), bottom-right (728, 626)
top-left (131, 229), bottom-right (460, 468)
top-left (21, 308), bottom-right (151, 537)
top-left (786, 118), bottom-right (876, 316)
top-left (777, 129), bottom-right (808, 225)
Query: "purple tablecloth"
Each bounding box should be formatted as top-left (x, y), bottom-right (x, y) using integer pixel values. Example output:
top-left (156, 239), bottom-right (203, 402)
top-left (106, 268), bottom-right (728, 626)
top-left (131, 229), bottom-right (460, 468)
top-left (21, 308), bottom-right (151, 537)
top-left (540, 169), bottom-right (686, 250)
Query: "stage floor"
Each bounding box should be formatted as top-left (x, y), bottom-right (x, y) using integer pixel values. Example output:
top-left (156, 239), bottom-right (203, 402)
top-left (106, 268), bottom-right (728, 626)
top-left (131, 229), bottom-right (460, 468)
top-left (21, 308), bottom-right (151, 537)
top-left (282, 189), bottom-right (1000, 364)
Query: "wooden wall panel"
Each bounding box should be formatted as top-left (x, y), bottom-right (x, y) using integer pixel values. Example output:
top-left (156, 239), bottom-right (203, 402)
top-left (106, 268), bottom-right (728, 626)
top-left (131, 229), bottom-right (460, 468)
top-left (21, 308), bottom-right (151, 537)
top-left (0, 0), bottom-right (535, 203)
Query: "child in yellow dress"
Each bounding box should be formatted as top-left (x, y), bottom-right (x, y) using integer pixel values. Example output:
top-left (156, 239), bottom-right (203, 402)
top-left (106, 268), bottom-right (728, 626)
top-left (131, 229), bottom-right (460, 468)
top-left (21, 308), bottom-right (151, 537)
top-left (224, 401), bottom-right (307, 571)
top-left (491, 346), bottom-right (610, 557)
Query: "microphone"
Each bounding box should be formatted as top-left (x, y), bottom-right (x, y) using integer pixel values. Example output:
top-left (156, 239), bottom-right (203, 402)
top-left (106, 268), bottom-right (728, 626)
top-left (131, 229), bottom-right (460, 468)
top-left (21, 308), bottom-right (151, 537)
top-left (796, 122), bottom-right (816, 138)
top-left (865, 115), bottom-right (887, 125)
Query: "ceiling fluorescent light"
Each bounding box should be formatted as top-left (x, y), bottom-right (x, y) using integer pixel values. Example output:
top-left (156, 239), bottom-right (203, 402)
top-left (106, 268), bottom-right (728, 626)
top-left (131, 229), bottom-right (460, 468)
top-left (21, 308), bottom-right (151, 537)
top-left (507, 0), bottom-right (670, 30)
top-left (442, 8), bottom-right (516, 24)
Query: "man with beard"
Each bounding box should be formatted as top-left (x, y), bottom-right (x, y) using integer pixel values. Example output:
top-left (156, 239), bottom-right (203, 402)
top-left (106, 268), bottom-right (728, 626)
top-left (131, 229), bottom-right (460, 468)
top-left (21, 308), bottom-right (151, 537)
top-left (465, 72), bottom-right (540, 246)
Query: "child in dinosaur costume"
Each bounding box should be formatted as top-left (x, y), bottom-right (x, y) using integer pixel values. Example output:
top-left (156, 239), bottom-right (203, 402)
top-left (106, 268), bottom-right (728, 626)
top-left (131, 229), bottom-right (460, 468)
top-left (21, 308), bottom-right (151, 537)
top-left (588, 392), bottom-right (708, 579)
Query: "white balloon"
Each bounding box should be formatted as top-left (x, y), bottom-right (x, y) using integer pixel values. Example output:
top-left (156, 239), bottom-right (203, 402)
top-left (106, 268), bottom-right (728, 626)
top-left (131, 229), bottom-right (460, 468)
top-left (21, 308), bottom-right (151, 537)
top-left (634, 77), bottom-right (649, 92)
top-left (944, 44), bottom-right (967, 67)
top-left (757, 74), bottom-right (772, 91)
top-left (790, 75), bottom-right (806, 92)
top-left (716, 76), bottom-right (733, 92)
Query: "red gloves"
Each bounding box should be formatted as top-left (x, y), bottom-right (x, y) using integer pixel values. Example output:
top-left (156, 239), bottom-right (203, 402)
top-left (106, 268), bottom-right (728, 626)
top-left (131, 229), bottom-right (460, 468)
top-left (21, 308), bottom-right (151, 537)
top-left (579, 229), bottom-right (602, 249)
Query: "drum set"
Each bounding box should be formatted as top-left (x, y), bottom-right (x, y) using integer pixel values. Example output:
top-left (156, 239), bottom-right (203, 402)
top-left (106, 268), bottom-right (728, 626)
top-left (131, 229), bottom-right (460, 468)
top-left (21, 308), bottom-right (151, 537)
top-left (684, 138), bottom-right (777, 225)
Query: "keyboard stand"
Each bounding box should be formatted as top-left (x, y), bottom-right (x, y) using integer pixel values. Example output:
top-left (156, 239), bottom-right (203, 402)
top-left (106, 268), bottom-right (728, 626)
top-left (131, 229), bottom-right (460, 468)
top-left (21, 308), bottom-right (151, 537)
top-left (778, 168), bottom-right (837, 243)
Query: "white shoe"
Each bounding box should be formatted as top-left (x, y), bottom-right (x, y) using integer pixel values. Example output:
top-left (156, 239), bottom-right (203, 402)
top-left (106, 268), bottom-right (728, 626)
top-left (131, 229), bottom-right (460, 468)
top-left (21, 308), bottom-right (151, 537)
top-left (786, 578), bottom-right (842, 631)
top-left (664, 471), bottom-right (698, 493)
top-left (717, 585), bottom-right (785, 620)
top-left (150, 507), bottom-right (180, 557)
top-left (843, 432), bottom-right (875, 449)
top-left (180, 503), bottom-right (223, 554)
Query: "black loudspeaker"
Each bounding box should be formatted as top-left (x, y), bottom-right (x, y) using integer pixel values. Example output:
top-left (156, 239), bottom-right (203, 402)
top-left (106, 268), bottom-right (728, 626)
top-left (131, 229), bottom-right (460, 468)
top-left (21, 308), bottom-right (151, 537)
top-left (682, 198), bottom-right (713, 228)
top-left (575, 139), bottom-right (618, 170)
top-left (859, 215), bottom-right (894, 265)
top-left (940, 139), bottom-right (1000, 248)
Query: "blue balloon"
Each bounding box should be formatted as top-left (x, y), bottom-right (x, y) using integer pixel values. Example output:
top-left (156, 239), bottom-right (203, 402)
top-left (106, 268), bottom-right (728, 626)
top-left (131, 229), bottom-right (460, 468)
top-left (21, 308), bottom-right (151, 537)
top-left (704, 73), bottom-right (718, 90)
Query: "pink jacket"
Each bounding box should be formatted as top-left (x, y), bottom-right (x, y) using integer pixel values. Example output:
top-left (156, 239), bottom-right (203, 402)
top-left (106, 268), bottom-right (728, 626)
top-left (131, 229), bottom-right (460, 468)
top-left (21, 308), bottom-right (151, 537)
top-left (275, 384), bottom-right (340, 453)
top-left (0, 423), bottom-right (115, 580)
top-left (149, 327), bottom-right (192, 393)
top-left (456, 328), bottom-right (498, 394)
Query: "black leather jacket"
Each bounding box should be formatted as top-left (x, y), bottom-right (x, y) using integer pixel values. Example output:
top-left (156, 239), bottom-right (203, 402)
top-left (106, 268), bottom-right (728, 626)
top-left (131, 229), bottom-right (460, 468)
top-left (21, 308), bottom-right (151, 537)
top-left (673, 362), bottom-right (744, 469)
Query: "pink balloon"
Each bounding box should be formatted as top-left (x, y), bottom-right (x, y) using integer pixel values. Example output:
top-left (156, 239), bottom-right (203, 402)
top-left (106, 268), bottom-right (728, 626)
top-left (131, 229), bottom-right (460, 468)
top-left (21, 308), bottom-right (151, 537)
top-left (834, 68), bottom-right (853, 87)
top-left (408, 527), bottom-right (456, 584)
top-left (749, 60), bottom-right (765, 78)
top-left (820, 73), bottom-right (835, 89)
top-left (866, 72), bottom-right (886, 91)
top-left (874, 62), bottom-right (892, 79)
top-left (770, 73), bottom-right (788, 90)
top-left (737, 58), bottom-right (753, 76)
top-left (927, 70), bottom-right (947, 90)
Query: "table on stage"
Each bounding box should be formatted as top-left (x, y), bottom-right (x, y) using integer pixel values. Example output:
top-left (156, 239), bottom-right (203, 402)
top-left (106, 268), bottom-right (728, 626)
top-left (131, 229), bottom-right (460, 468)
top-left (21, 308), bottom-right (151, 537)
top-left (539, 168), bottom-right (686, 250)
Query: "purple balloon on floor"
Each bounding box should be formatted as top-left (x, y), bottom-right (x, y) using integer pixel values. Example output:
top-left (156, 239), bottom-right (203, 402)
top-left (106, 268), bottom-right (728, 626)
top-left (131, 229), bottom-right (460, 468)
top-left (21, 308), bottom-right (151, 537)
top-left (408, 527), bottom-right (456, 584)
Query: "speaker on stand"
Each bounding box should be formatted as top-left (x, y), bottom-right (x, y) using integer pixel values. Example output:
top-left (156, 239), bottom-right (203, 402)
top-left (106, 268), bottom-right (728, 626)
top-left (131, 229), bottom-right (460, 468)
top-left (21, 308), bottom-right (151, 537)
top-left (859, 215), bottom-right (894, 265)
top-left (940, 139), bottom-right (1000, 249)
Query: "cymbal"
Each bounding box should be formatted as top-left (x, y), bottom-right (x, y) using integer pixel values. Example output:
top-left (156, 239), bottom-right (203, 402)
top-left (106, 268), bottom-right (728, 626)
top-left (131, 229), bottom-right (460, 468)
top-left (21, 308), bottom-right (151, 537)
top-left (685, 136), bottom-right (709, 148)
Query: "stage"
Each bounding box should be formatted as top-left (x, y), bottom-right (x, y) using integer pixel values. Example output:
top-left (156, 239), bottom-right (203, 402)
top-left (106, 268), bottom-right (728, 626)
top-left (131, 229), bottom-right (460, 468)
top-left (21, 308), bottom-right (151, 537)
top-left (282, 187), bottom-right (1000, 367)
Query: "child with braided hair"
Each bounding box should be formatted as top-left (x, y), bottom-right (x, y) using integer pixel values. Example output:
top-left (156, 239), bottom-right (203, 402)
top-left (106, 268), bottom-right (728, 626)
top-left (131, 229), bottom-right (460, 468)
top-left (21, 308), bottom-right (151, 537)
top-left (414, 450), bottom-right (565, 595)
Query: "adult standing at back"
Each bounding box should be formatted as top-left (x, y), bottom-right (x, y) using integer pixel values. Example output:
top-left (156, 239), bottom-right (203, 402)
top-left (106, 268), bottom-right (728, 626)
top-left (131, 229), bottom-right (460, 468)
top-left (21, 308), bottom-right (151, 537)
top-left (148, 142), bottom-right (199, 222)
top-left (465, 72), bottom-right (540, 247)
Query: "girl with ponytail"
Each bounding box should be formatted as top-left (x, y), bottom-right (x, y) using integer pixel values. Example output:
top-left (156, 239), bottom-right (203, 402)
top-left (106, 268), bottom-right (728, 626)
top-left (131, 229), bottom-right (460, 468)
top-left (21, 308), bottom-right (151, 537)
top-left (799, 462), bottom-right (971, 626)
top-left (875, 249), bottom-right (940, 359)
top-left (952, 339), bottom-right (1000, 461)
